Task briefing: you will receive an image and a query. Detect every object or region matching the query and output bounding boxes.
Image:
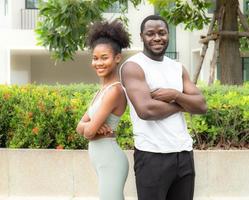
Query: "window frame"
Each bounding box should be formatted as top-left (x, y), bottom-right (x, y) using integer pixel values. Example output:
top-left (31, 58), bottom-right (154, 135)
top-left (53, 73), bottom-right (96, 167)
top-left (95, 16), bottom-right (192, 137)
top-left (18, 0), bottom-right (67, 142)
top-left (217, 57), bottom-right (249, 82)
top-left (25, 0), bottom-right (39, 10)
top-left (105, 1), bottom-right (128, 13)
top-left (244, 0), bottom-right (249, 15)
top-left (207, 0), bottom-right (216, 14)
top-left (4, 0), bottom-right (8, 16)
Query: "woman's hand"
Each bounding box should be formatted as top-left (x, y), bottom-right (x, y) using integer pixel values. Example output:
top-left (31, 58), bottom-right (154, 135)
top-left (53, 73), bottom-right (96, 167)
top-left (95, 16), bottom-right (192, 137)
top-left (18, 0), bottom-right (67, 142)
top-left (96, 124), bottom-right (113, 135)
top-left (76, 121), bottom-right (85, 135)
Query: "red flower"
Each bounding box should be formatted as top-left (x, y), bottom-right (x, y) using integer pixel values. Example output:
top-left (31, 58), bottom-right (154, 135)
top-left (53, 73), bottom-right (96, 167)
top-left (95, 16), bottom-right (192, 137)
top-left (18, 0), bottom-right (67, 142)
top-left (56, 145), bottom-right (64, 150)
top-left (28, 112), bottom-right (33, 118)
top-left (32, 127), bottom-right (39, 135)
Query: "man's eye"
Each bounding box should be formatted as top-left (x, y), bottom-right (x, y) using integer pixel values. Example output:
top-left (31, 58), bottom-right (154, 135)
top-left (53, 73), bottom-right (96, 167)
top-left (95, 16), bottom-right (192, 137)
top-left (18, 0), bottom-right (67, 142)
top-left (146, 32), bottom-right (154, 36)
top-left (159, 32), bottom-right (167, 36)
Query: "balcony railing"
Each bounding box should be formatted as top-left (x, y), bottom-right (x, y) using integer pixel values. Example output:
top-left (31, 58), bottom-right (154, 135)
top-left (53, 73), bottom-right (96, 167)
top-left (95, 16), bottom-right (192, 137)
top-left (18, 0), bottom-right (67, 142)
top-left (165, 51), bottom-right (179, 60)
top-left (21, 9), bottom-right (39, 29)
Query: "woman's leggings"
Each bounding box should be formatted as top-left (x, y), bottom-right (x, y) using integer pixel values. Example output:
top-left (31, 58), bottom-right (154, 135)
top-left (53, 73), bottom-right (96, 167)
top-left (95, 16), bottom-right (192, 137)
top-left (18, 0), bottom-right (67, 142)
top-left (88, 137), bottom-right (129, 200)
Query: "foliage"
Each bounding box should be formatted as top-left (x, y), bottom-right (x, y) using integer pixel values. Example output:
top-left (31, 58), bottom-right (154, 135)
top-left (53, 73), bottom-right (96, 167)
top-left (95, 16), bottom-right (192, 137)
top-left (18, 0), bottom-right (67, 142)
top-left (148, 0), bottom-right (211, 30)
top-left (35, 0), bottom-right (141, 61)
top-left (240, 12), bottom-right (249, 51)
top-left (186, 82), bottom-right (249, 149)
top-left (0, 83), bottom-right (248, 150)
top-left (0, 84), bottom-right (98, 149)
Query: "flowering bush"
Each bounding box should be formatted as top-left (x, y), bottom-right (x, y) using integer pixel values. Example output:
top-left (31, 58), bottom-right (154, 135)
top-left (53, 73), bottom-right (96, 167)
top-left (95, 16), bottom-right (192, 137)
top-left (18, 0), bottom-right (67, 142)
top-left (0, 83), bottom-right (248, 149)
top-left (0, 84), bottom-right (97, 149)
top-left (186, 82), bottom-right (249, 149)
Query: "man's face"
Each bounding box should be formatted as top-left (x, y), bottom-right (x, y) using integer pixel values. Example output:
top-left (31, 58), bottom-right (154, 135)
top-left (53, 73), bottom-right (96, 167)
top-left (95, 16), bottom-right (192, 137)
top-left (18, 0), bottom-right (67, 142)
top-left (141, 20), bottom-right (169, 58)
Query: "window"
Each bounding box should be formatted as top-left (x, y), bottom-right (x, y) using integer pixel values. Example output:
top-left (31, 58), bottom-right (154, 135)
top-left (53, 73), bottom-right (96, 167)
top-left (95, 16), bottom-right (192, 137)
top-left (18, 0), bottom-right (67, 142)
top-left (207, 0), bottom-right (216, 14)
top-left (217, 57), bottom-right (249, 82)
top-left (166, 23), bottom-right (178, 60)
top-left (154, 9), bottom-right (178, 60)
top-left (26, 0), bottom-right (39, 9)
top-left (244, 0), bottom-right (249, 15)
top-left (4, 0), bottom-right (8, 16)
top-left (243, 57), bottom-right (249, 81)
top-left (105, 1), bottom-right (128, 13)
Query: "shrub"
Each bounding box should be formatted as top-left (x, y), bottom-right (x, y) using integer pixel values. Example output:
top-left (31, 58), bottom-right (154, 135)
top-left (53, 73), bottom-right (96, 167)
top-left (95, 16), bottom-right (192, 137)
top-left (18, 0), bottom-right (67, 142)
top-left (186, 82), bottom-right (249, 149)
top-left (0, 84), bottom-right (97, 149)
top-left (0, 83), bottom-right (248, 150)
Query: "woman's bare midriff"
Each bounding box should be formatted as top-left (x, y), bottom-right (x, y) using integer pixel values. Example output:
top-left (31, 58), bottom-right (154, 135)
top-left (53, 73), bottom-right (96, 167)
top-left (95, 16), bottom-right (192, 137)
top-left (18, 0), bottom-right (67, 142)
top-left (90, 132), bottom-right (116, 141)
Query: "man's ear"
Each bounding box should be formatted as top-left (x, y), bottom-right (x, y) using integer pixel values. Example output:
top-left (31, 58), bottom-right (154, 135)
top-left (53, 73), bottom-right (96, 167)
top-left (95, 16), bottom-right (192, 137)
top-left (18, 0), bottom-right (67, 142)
top-left (140, 33), bottom-right (143, 42)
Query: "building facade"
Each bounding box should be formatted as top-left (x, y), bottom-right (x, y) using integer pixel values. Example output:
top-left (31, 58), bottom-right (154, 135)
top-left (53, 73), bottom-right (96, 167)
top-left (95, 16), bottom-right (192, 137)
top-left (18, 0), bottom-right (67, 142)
top-left (0, 0), bottom-right (248, 85)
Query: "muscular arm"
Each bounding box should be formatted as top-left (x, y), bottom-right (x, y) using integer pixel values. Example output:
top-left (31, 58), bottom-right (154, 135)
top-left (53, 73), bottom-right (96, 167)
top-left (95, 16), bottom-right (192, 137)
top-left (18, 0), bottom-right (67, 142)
top-left (151, 66), bottom-right (207, 114)
top-left (175, 66), bottom-right (207, 114)
top-left (76, 86), bottom-right (124, 139)
top-left (121, 61), bottom-right (183, 120)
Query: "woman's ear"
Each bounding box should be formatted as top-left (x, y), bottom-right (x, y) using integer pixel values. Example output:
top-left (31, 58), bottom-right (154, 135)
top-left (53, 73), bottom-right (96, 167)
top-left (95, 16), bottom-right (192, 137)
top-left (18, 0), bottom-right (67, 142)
top-left (115, 53), bottom-right (122, 64)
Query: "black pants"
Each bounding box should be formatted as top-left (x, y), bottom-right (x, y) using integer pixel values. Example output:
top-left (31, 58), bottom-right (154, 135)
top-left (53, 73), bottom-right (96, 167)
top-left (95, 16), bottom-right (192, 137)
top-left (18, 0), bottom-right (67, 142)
top-left (134, 148), bottom-right (195, 200)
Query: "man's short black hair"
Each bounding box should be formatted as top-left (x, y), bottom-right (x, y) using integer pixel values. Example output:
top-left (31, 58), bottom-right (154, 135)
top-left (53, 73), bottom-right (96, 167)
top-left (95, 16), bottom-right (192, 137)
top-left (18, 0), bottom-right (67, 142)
top-left (140, 15), bottom-right (169, 34)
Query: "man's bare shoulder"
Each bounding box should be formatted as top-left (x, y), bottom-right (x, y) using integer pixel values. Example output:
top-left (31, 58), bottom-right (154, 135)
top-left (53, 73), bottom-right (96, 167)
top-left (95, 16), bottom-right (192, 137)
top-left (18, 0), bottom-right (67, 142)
top-left (121, 61), bottom-right (144, 76)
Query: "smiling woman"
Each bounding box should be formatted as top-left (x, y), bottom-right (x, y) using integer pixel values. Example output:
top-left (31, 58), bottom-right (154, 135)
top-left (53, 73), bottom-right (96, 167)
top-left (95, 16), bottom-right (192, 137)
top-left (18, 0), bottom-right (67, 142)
top-left (76, 20), bottom-right (130, 200)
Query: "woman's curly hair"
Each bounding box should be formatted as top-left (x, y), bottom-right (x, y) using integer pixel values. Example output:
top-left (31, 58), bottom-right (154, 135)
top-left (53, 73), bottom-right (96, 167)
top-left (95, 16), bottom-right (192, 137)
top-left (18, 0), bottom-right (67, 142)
top-left (87, 19), bottom-right (130, 54)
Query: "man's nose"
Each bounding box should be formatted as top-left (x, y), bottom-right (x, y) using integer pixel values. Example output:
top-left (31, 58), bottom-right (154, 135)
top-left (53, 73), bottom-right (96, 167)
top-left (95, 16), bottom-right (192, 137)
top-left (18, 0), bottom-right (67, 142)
top-left (154, 33), bottom-right (161, 41)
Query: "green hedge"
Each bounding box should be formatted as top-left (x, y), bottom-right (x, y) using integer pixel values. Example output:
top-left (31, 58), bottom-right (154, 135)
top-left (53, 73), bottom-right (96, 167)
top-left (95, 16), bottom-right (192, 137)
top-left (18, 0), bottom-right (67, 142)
top-left (188, 83), bottom-right (249, 149)
top-left (0, 83), bottom-right (248, 150)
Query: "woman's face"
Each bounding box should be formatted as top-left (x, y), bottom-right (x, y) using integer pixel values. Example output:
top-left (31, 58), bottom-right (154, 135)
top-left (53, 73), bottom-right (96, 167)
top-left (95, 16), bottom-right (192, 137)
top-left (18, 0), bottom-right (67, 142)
top-left (92, 43), bottom-right (121, 78)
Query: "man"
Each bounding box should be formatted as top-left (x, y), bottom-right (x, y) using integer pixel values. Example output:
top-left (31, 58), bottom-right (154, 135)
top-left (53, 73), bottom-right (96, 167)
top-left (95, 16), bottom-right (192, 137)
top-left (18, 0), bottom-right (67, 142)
top-left (120, 15), bottom-right (207, 200)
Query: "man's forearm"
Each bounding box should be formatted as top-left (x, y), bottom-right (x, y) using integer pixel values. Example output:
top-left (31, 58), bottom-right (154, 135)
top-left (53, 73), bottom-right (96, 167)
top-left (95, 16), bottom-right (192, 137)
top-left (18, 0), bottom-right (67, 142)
top-left (175, 93), bottom-right (207, 114)
top-left (136, 100), bottom-right (183, 120)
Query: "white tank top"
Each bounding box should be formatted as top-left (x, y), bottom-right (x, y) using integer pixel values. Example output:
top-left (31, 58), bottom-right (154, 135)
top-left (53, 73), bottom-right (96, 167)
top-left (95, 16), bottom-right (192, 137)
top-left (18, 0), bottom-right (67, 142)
top-left (120, 52), bottom-right (193, 153)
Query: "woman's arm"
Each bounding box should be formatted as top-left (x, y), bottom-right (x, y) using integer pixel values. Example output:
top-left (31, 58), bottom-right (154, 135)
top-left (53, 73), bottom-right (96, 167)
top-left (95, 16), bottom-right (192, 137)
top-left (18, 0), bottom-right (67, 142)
top-left (76, 85), bottom-right (126, 139)
top-left (76, 113), bottom-right (90, 136)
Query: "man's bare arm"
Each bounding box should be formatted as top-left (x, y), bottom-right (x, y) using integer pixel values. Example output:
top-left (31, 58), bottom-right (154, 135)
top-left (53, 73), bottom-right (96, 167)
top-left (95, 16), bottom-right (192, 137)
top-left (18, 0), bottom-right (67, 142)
top-left (121, 61), bottom-right (183, 120)
top-left (151, 66), bottom-right (207, 114)
top-left (175, 66), bottom-right (207, 114)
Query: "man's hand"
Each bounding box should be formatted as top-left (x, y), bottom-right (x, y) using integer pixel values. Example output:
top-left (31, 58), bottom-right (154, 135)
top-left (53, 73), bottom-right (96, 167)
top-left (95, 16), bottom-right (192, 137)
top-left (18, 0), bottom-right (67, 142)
top-left (96, 124), bottom-right (113, 135)
top-left (151, 88), bottom-right (180, 103)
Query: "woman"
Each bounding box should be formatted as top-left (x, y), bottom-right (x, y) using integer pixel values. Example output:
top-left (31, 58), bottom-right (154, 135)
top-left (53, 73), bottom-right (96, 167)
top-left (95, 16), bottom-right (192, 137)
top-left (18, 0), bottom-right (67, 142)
top-left (76, 20), bottom-right (130, 200)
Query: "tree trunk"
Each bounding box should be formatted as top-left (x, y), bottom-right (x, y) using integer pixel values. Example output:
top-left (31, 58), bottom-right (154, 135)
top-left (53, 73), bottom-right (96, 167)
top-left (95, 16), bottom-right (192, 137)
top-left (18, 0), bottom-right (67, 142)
top-left (217, 0), bottom-right (243, 85)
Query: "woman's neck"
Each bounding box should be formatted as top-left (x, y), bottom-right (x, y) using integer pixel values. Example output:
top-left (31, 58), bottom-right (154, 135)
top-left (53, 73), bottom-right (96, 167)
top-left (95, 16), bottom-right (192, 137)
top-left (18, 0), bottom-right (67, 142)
top-left (100, 73), bottom-right (119, 88)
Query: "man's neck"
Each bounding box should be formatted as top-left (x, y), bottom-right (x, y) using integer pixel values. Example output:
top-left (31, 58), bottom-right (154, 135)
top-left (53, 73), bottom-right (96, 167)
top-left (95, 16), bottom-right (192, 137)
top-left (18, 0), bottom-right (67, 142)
top-left (143, 50), bottom-right (164, 62)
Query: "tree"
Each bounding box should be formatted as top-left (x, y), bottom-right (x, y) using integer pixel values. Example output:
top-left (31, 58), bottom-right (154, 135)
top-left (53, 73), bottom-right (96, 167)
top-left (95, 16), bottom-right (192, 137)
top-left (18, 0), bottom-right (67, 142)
top-left (35, 0), bottom-right (141, 61)
top-left (149, 0), bottom-right (249, 85)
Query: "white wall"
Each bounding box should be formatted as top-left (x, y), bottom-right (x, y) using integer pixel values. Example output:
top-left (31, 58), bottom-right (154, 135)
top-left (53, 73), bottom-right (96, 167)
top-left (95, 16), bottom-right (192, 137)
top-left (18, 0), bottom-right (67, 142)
top-left (0, 0), bottom-right (10, 28)
top-left (0, 48), bottom-right (10, 84)
top-left (187, 25), bottom-right (213, 81)
top-left (1, 0), bottom-right (247, 85)
top-left (127, 1), bottom-right (154, 49)
top-left (30, 51), bottom-right (137, 85)
top-left (30, 53), bottom-right (98, 85)
top-left (9, 0), bottom-right (25, 29)
top-left (103, 0), bottom-right (154, 50)
top-left (10, 54), bottom-right (31, 85)
top-left (176, 24), bottom-right (191, 71)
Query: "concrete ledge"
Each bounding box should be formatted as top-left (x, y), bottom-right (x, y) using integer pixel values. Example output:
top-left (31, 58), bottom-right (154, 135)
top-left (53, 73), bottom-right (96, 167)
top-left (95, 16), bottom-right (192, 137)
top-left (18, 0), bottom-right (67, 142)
top-left (1, 198), bottom-right (249, 200)
top-left (0, 149), bottom-right (249, 200)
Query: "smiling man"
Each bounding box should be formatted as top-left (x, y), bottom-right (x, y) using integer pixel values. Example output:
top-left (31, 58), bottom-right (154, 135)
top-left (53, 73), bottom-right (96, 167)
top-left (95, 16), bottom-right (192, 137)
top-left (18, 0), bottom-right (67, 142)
top-left (120, 15), bottom-right (207, 200)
